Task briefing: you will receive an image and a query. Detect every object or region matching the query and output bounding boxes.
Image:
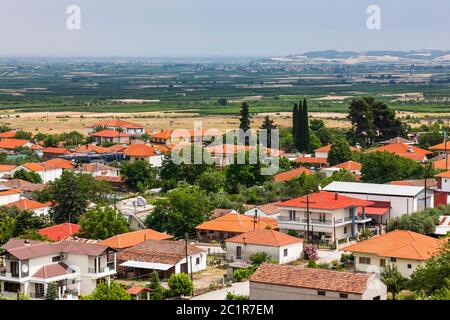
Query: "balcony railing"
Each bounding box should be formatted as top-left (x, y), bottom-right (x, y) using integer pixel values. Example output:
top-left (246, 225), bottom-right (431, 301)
top-left (88, 266), bottom-right (113, 274)
top-left (278, 216), bottom-right (354, 226)
top-left (0, 271), bottom-right (18, 278)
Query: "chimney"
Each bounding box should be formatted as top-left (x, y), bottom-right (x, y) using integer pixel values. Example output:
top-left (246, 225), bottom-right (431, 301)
top-left (407, 145), bottom-right (414, 153)
top-left (24, 240), bottom-right (31, 247)
top-left (334, 192), bottom-right (338, 200)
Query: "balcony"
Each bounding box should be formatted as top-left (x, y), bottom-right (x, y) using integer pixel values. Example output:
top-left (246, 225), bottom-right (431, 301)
top-left (278, 216), bottom-right (354, 226)
top-left (0, 271), bottom-right (20, 281)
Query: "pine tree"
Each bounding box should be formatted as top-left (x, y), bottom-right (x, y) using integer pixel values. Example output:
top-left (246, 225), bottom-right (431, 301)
top-left (302, 98), bottom-right (311, 152)
top-left (147, 271), bottom-right (165, 300)
top-left (294, 101), bottom-right (303, 151)
top-left (260, 115), bottom-right (277, 148)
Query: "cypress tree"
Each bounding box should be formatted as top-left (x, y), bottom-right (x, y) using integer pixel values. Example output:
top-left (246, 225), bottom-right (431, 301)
top-left (295, 101), bottom-right (303, 151)
top-left (260, 115), bottom-right (277, 149)
top-left (292, 103), bottom-right (298, 138)
top-left (239, 102), bottom-right (251, 132)
top-left (302, 98), bottom-right (311, 152)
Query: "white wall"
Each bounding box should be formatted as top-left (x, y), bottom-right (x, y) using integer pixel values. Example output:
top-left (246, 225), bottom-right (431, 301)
top-left (244, 208), bottom-right (280, 219)
top-left (0, 192), bottom-right (21, 205)
top-left (226, 242), bottom-right (303, 264)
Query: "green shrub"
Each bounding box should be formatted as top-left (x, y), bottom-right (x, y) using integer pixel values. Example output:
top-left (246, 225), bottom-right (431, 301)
top-left (168, 273), bottom-right (194, 297)
top-left (226, 292), bottom-right (249, 300)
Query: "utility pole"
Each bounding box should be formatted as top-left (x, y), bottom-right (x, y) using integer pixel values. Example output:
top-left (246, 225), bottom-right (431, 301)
top-left (445, 120), bottom-right (449, 171)
top-left (184, 233), bottom-right (193, 282)
top-left (253, 209), bottom-right (258, 230)
top-left (424, 161), bottom-right (429, 209)
top-left (306, 195), bottom-right (310, 243)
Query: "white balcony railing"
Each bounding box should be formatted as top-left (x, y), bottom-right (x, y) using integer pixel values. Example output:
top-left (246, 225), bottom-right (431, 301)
top-left (278, 216), bottom-right (354, 226)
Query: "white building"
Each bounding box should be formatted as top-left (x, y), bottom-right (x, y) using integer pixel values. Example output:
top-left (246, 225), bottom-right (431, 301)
top-left (344, 230), bottom-right (442, 278)
top-left (0, 239), bottom-right (117, 299)
top-left (123, 144), bottom-right (164, 168)
top-left (250, 263), bottom-right (387, 300)
top-left (5, 198), bottom-right (51, 216)
top-left (87, 119), bottom-right (145, 136)
top-left (323, 181), bottom-right (433, 223)
top-left (12, 162), bottom-right (63, 184)
top-left (244, 202), bottom-right (282, 219)
top-left (0, 186), bottom-right (22, 206)
top-left (74, 163), bottom-right (120, 177)
top-left (225, 229), bottom-right (303, 264)
top-left (277, 191), bottom-right (373, 243)
top-left (117, 239), bottom-right (207, 279)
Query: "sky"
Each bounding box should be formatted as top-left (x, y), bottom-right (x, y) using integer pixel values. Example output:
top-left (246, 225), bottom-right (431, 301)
top-left (0, 0), bottom-right (449, 57)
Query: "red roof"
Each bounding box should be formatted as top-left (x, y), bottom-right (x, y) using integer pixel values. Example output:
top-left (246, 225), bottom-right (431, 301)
top-left (429, 141), bottom-right (450, 152)
top-left (333, 161), bottom-right (362, 171)
top-left (196, 212), bottom-right (278, 233)
top-left (38, 223), bottom-right (81, 241)
top-left (91, 119), bottom-right (143, 129)
top-left (0, 164), bottom-right (17, 172)
top-left (124, 144), bottom-right (159, 157)
top-left (273, 167), bottom-right (312, 182)
top-left (42, 158), bottom-right (74, 169)
top-left (293, 157), bottom-right (328, 165)
top-left (433, 158), bottom-right (450, 170)
top-left (0, 130), bottom-right (17, 138)
top-left (127, 286), bottom-right (151, 295)
top-left (98, 229), bottom-right (173, 249)
top-left (93, 130), bottom-right (130, 138)
top-left (42, 147), bottom-right (70, 155)
top-left (365, 143), bottom-right (431, 161)
top-left (0, 139), bottom-right (29, 150)
top-left (151, 130), bottom-right (172, 140)
top-left (73, 144), bottom-right (110, 154)
top-left (226, 229), bottom-right (302, 247)
top-left (315, 144), bottom-right (359, 153)
top-left (278, 191), bottom-right (374, 210)
top-left (5, 199), bottom-right (51, 210)
top-left (32, 262), bottom-right (72, 279)
top-left (435, 170), bottom-right (450, 178)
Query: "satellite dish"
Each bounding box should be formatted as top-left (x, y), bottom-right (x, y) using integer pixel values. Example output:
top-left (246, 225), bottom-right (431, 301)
top-left (21, 264), bottom-right (29, 274)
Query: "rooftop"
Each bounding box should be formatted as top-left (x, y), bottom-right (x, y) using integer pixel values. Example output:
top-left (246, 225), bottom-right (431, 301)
top-left (195, 212), bottom-right (278, 233)
top-left (38, 223), bottom-right (81, 241)
top-left (5, 198), bottom-right (51, 211)
top-left (277, 191), bottom-right (373, 210)
top-left (332, 160), bottom-right (362, 171)
top-left (273, 167), bottom-right (312, 182)
top-left (324, 181), bottom-right (425, 197)
top-left (93, 130), bottom-right (130, 138)
top-left (91, 119), bottom-right (144, 129)
top-left (98, 229), bottom-right (173, 249)
top-left (226, 229), bottom-right (302, 247)
top-left (124, 144), bottom-right (160, 157)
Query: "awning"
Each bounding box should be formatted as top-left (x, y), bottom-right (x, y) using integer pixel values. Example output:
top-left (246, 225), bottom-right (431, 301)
top-left (120, 260), bottom-right (174, 271)
top-left (358, 206), bottom-right (389, 216)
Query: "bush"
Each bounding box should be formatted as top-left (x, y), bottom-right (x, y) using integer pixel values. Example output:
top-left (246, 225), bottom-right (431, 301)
top-left (302, 244), bottom-right (319, 261)
top-left (233, 267), bottom-right (255, 282)
top-left (168, 273), bottom-right (194, 297)
top-left (249, 252), bottom-right (275, 266)
top-left (226, 292), bottom-right (249, 300)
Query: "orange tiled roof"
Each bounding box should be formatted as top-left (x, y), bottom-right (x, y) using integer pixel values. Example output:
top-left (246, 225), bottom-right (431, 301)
top-left (344, 230), bottom-right (442, 260)
top-left (30, 144), bottom-right (45, 150)
top-left (226, 229), bottom-right (302, 247)
top-left (22, 162), bottom-right (60, 172)
top-left (0, 139), bottom-right (29, 150)
top-left (0, 164), bottom-right (17, 172)
top-left (250, 264), bottom-right (372, 294)
top-left (106, 144), bottom-right (127, 152)
top-left (38, 223), bottom-right (81, 241)
top-left (93, 130), bottom-right (130, 138)
top-left (0, 188), bottom-right (21, 196)
top-left (195, 212), bottom-right (278, 233)
top-left (278, 191), bottom-right (373, 210)
top-left (252, 202), bottom-right (283, 216)
top-left (42, 158), bottom-right (74, 170)
top-left (127, 286), bottom-right (151, 295)
top-left (315, 144), bottom-right (359, 153)
top-left (429, 141), bottom-right (450, 152)
top-left (5, 198), bottom-right (51, 210)
top-left (91, 119), bottom-right (143, 129)
top-left (333, 161), bottom-right (362, 171)
top-left (293, 157), bottom-right (328, 165)
top-left (433, 158), bottom-right (450, 170)
top-left (0, 130), bottom-right (17, 138)
top-left (73, 144), bottom-right (110, 154)
top-left (151, 130), bottom-right (172, 140)
top-left (365, 143), bottom-right (431, 161)
top-left (98, 229), bottom-right (173, 249)
top-left (273, 167), bottom-right (312, 182)
top-left (95, 176), bottom-right (123, 183)
top-left (435, 170), bottom-right (450, 178)
top-left (42, 147), bottom-right (70, 155)
top-left (124, 144), bottom-right (159, 157)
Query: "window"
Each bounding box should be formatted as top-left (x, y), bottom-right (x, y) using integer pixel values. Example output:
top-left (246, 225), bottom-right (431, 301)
top-left (236, 246), bottom-right (242, 260)
top-left (319, 212), bottom-right (326, 223)
top-left (359, 257), bottom-right (371, 264)
top-left (339, 293), bottom-right (348, 299)
top-left (52, 255), bottom-right (61, 262)
top-left (390, 257), bottom-right (397, 262)
top-left (380, 259), bottom-right (386, 267)
top-left (317, 291), bottom-right (326, 296)
top-left (196, 257), bottom-right (200, 265)
top-left (407, 264), bottom-right (412, 269)
top-left (289, 210), bottom-right (296, 221)
top-left (283, 249), bottom-right (288, 257)
top-left (343, 226), bottom-right (348, 234)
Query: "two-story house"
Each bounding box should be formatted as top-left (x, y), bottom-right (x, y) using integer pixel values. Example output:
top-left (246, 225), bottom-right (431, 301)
top-left (0, 239), bottom-right (117, 300)
top-left (276, 191), bottom-right (373, 243)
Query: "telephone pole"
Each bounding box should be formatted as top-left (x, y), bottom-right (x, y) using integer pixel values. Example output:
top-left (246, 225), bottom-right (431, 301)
top-left (184, 233), bottom-right (193, 282)
top-left (253, 209), bottom-right (258, 230)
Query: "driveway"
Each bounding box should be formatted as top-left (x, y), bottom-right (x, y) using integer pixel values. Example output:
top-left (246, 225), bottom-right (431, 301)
top-left (191, 281), bottom-right (249, 300)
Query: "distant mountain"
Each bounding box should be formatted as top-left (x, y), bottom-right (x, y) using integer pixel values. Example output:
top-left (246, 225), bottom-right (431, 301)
top-left (269, 50), bottom-right (450, 65)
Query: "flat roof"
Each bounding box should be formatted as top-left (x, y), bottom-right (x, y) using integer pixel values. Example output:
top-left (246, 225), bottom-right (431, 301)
top-left (323, 181), bottom-right (425, 197)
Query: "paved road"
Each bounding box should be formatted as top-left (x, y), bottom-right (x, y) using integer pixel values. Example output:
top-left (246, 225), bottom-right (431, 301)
top-left (192, 281), bottom-right (249, 300)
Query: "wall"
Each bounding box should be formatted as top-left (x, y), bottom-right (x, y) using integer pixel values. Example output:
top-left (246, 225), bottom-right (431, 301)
top-left (226, 242), bottom-right (302, 264)
top-left (0, 192), bottom-right (21, 205)
top-left (352, 252), bottom-right (423, 278)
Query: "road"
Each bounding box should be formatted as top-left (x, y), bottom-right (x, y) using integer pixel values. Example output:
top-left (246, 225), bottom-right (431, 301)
top-left (191, 281), bottom-right (249, 300)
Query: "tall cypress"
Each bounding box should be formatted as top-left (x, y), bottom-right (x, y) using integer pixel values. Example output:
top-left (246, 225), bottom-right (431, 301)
top-left (292, 103), bottom-right (298, 138)
top-left (295, 101), bottom-right (303, 152)
top-left (239, 102), bottom-right (251, 131)
top-left (302, 98), bottom-right (311, 152)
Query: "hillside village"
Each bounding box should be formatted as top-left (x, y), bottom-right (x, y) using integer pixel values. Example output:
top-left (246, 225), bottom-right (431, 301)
top-left (0, 97), bottom-right (449, 301)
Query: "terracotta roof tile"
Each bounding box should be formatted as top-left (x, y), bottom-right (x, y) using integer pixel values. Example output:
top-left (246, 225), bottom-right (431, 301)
top-left (226, 229), bottom-right (302, 247)
top-left (42, 147), bottom-right (70, 155)
top-left (127, 286), bottom-right (151, 295)
top-left (278, 191), bottom-right (373, 210)
top-left (42, 158), bottom-right (74, 169)
top-left (0, 164), bottom-right (17, 172)
top-left (293, 157), bottom-right (328, 165)
top-left (124, 144), bottom-right (159, 157)
top-left (73, 144), bottom-right (110, 154)
top-left (93, 130), bottom-right (130, 138)
top-left (250, 264), bottom-right (371, 294)
top-left (273, 167), bottom-right (312, 182)
top-left (0, 139), bottom-right (29, 150)
top-left (429, 141), bottom-right (450, 152)
top-left (32, 262), bottom-right (72, 279)
top-left (251, 202), bottom-right (282, 216)
top-left (333, 161), bottom-right (362, 171)
top-left (91, 119), bottom-right (143, 129)
top-left (0, 130), bottom-right (18, 138)
top-left (38, 223), bottom-right (81, 241)
top-left (98, 229), bottom-right (173, 249)
top-left (365, 143), bottom-right (431, 161)
top-left (5, 199), bottom-right (50, 210)
top-left (2, 179), bottom-right (45, 192)
top-left (195, 212), bottom-right (278, 233)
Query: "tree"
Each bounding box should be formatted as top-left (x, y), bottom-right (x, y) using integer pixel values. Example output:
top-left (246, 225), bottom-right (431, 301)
top-left (45, 282), bottom-right (58, 300)
top-left (310, 119), bottom-right (325, 132)
top-left (249, 252), bottom-right (275, 266)
top-left (196, 168), bottom-right (226, 193)
top-left (0, 214), bottom-right (15, 243)
top-left (361, 152), bottom-right (423, 183)
top-left (301, 98), bottom-right (311, 152)
top-left (147, 271), bottom-right (165, 300)
top-left (43, 135), bottom-right (59, 147)
top-left (260, 115), bottom-right (277, 149)
top-left (239, 102), bottom-right (251, 132)
top-left (13, 169), bottom-right (42, 184)
top-left (328, 138), bottom-right (352, 166)
top-left (168, 273), bottom-right (193, 297)
top-left (14, 130), bottom-right (32, 140)
top-left (77, 173), bottom-right (111, 205)
top-left (418, 130), bottom-right (443, 149)
top-left (387, 210), bottom-right (438, 234)
top-left (380, 265), bottom-right (408, 300)
top-left (0, 206), bottom-right (49, 241)
top-left (48, 171), bottom-right (89, 223)
top-left (294, 102), bottom-right (303, 151)
top-left (217, 98), bottom-right (228, 106)
top-left (431, 277), bottom-right (450, 300)
top-left (80, 281), bottom-right (131, 300)
top-left (121, 160), bottom-right (157, 192)
top-left (78, 206), bottom-right (129, 240)
top-left (145, 184), bottom-right (212, 238)
top-left (302, 244), bottom-right (319, 261)
top-left (292, 103), bottom-right (299, 138)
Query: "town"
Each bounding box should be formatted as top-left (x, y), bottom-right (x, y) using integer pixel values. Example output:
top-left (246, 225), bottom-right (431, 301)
top-left (0, 96), bottom-right (449, 301)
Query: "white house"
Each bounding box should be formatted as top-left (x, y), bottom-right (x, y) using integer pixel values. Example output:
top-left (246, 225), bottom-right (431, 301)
top-left (435, 170), bottom-right (450, 203)
top-left (0, 239), bottom-right (117, 299)
top-left (225, 229), bottom-right (303, 264)
top-left (322, 161), bottom-right (362, 177)
top-left (88, 119), bottom-right (145, 136)
top-left (250, 264), bottom-right (387, 300)
top-left (92, 130), bottom-right (130, 144)
top-left (5, 198), bottom-right (51, 216)
top-left (0, 186), bottom-right (22, 206)
top-left (244, 202), bottom-right (283, 219)
top-left (123, 144), bottom-right (164, 168)
top-left (116, 239), bottom-right (207, 279)
top-left (277, 191), bottom-right (373, 243)
top-left (344, 230), bottom-right (442, 278)
top-left (0, 165), bottom-right (17, 179)
top-left (12, 162), bottom-right (63, 184)
top-left (74, 163), bottom-right (120, 177)
top-left (323, 181), bottom-right (433, 224)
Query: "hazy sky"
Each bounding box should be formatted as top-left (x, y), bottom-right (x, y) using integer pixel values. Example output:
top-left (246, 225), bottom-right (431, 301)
top-left (1, 0), bottom-right (449, 57)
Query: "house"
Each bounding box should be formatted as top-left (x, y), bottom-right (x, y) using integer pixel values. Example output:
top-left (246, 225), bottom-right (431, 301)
top-left (314, 144), bottom-right (359, 159)
top-left (98, 229), bottom-right (173, 250)
top-left (94, 176), bottom-right (125, 191)
top-left (343, 230), bottom-right (442, 278)
top-left (150, 130), bottom-right (173, 146)
top-left (72, 144), bottom-right (110, 154)
top-left (249, 263), bottom-right (387, 300)
top-left (42, 147), bottom-right (71, 160)
top-left (88, 119), bottom-right (145, 136)
top-left (293, 156), bottom-right (328, 168)
top-left (0, 239), bottom-right (117, 299)
top-left (0, 139), bottom-right (32, 152)
top-left (12, 162), bottom-right (63, 183)
top-left (92, 130), bottom-right (130, 144)
top-left (323, 161), bottom-right (362, 177)
top-left (381, 136), bottom-right (414, 145)
top-left (244, 202), bottom-right (283, 219)
top-left (324, 181), bottom-right (433, 223)
top-left (225, 229), bottom-right (303, 264)
top-left (429, 141), bottom-right (450, 155)
top-left (432, 157), bottom-right (450, 171)
top-left (273, 167), bottom-right (312, 182)
top-left (434, 216), bottom-right (450, 236)
top-left (123, 144), bottom-right (164, 168)
top-left (116, 239), bottom-right (207, 279)
top-left (74, 163), bottom-right (120, 177)
top-left (0, 164), bottom-right (17, 179)
top-left (277, 191), bottom-right (373, 243)
top-left (0, 130), bottom-right (18, 140)
top-left (365, 143), bottom-right (431, 162)
top-left (434, 170), bottom-right (450, 204)
top-left (42, 158), bottom-right (74, 170)
top-left (0, 187), bottom-right (22, 206)
top-left (205, 144), bottom-right (284, 167)
top-left (5, 199), bottom-right (51, 216)
top-left (390, 178), bottom-right (444, 207)
top-left (1, 179), bottom-right (45, 200)
top-left (127, 286), bottom-right (151, 300)
top-left (38, 223), bottom-right (81, 241)
top-left (195, 212), bottom-right (278, 242)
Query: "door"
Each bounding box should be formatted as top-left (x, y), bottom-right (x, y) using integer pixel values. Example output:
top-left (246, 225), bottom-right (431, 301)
top-left (180, 263), bottom-right (188, 274)
top-left (35, 283), bottom-right (44, 298)
top-left (434, 191), bottom-right (447, 207)
top-left (236, 246), bottom-right (242, 260)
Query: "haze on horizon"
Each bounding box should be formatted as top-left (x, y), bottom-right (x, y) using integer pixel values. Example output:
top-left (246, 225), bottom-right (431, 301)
top-left (0, 0), bottom-right (449, 58)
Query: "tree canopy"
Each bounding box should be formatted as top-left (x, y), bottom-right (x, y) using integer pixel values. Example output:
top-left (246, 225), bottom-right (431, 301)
top-left (78, 206), bottom-right (129, 240)
top-left (121, 160), bottom-right (157, 192)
